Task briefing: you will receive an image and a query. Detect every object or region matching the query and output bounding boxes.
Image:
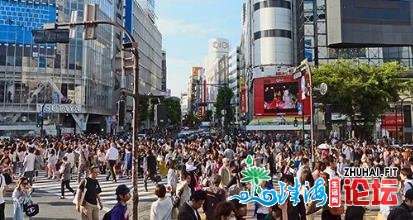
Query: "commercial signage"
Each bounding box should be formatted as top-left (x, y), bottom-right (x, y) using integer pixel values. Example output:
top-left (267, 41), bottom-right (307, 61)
top-left (239, 76), bottom-right (246, 113)
top-left (192, 67), bottom-right (203, 77)
top-left (37, 104), bottom-right (82, 113)
top-left (253, 75), bottom-right (310, 116)
top-left (381, 114), bottom-right (404, 131)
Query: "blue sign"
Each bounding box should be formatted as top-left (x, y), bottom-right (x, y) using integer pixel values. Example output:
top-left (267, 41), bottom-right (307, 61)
top-left (38, 112), bottom-right (43, 117)
top-left (297, 103), bottom-right (303, 111)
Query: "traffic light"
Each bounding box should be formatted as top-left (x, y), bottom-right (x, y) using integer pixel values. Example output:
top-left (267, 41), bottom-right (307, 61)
top-left (294, 119), bottom-right (298, 127)
top-left (36, 114), bottom-right (43, 128)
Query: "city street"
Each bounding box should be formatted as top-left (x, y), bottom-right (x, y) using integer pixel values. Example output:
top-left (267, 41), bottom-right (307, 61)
top-left (3, 172), bottom-right (380, 220)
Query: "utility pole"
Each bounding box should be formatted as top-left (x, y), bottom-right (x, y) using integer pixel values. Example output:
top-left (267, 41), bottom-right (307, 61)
top-left (34, 4), bottom-right (141, 218)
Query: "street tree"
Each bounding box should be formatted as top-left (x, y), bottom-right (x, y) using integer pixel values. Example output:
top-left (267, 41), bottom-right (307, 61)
top-left (214, 87), bottom-right (234, 130)
top-left (312, 60), bottom-right (411, 138)
top-left (163, 97), bottom-right (181, 127)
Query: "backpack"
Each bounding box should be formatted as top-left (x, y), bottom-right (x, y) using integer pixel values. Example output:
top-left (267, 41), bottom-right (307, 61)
top-left (102, 208), bottom-right (113, 220)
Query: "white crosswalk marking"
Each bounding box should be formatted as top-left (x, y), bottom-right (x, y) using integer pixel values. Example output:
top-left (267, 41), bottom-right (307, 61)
top-left (32, 171), bottom-right (166, 208)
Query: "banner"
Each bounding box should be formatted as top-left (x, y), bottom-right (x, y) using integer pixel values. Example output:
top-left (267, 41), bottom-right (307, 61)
top-left (240, 76), bottom-right (246, 113)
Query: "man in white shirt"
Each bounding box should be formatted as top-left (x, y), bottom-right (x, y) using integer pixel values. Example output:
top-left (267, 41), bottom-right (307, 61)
top-left (23, 147), bottom-right (36, 185)
top-left (106, 143), bottom-right (119, 182)
top-left (323, 158), bottom-right (337, 179)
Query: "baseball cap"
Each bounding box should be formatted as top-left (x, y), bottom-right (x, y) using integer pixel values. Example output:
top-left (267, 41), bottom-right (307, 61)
top-left (116, 184), bottom-right (130, 196)
top-left (405, 188), bottom-right (413, 200)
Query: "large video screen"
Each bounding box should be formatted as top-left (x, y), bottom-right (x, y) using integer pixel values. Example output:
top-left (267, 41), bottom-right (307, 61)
top-left (264, 81), bottom-right (299, 114)
top-left (254, 75), bottom-right (311, 116)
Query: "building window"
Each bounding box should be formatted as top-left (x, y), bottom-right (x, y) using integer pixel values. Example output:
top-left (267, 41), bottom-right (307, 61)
top-left (253, 0), bottom-right (291, 11)
top-left (253, 29), bottom-right (292, 40)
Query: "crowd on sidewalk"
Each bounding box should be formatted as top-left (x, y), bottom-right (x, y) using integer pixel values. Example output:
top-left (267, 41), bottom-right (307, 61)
top-left (0, 131), bottom-right (413, 219)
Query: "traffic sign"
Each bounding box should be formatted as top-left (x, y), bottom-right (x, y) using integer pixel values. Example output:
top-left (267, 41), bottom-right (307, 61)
top-left (320, 83), bottom-right (328, 95)
top-left (32, 29), bottom-right (70, 43)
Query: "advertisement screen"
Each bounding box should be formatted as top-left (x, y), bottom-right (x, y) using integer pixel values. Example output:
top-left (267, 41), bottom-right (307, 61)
top-left (264, 82), bottom-right (299, 114)
top-left (254, 75), bottom-right (310, 116)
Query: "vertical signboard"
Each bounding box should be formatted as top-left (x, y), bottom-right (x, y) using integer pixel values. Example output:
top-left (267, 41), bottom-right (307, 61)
top-left (239, 75), bottom-right (247, 113)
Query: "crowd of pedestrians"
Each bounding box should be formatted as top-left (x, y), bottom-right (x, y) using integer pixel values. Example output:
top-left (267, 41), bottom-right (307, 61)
top-left (0, 131), bottom-right (413, 219)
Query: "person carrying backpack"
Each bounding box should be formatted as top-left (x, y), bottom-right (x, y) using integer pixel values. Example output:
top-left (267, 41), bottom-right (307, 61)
top-left (388, 188), bottom-right (413, 220)
top-left (105, 184), bottom-right (130, 220)
top-left (203, 174), bottom-right (226, 220)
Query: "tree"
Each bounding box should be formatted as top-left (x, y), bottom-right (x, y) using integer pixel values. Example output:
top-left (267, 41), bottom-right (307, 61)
top-left (214, 87), bottom-right (234, 130)
top-left (163, 97), bottom-right (181, 127)
top-left (203, 110), bottom-right (213, 121)
top-left (312, 60), bottom-right (411, 138)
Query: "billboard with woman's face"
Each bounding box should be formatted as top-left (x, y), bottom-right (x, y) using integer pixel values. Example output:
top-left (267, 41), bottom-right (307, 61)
top-left (254, 75), bottom-right (311, 116)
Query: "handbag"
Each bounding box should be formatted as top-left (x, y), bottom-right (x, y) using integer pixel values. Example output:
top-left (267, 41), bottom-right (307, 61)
top-left (171, 186), bottom-right (184, 208)
top-left (23, 198), bottom-right (39, 217)
top-left (73, 179), bottom-right (88, 205)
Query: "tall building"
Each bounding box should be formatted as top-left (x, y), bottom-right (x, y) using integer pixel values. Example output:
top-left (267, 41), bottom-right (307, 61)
top-left (228, 47), bottom-right (243, 125)
top-left (304, 0), bottom-right (413, 140)
top-left (119, 0), bottom-right (163, 130)
top-left (204, 38), bottom-right (230, 104)
top-left (161, 50), bottom-right (167, 92)
top-left (241, 0), bottom-right (304, 80)
top-left (304, 0), bottom-right (413, 67)
top-left (241, 0), bottom-right (304, 122)
top-left (0, 0), bottom-right (118, 136)
top-left (180, 93), bottom-right (188, 117)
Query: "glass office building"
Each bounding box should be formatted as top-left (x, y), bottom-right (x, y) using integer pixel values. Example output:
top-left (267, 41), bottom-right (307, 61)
top-left (0, 0), bottom-right (117, 136)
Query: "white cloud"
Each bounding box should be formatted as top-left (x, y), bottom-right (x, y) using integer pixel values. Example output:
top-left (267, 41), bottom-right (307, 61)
top-left (157, 17), bottom-right (218, 36)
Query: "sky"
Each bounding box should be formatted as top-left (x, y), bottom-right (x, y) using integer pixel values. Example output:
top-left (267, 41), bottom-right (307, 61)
top-left (156, 0), bottom-right (244, 97)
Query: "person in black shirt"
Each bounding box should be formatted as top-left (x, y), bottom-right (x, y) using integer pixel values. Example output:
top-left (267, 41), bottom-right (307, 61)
top-left (144, 150), bottom-right (157, 192)
top-left (75, 166), bottom-right (102, 220)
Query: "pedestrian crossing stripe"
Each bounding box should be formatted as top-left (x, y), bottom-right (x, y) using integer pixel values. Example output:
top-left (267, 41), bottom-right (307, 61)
top-left (32, 171), bottom-right (167, 208)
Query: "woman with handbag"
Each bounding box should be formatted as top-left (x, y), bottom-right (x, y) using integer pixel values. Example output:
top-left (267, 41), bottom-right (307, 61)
top-left (12, 177), bottom-right (33, 220)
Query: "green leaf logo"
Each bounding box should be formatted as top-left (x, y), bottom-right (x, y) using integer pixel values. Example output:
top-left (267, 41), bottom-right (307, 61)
top-left (241, 155), bottom-right (273, 197)
top-left (256, 186), bottom-right (262, 195)
top-left (246, 155), bottom-right (253, 166)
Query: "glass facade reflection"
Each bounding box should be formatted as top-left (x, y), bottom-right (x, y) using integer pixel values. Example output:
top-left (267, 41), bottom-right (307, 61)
top-left (0, 0), bottom-right (117, 136)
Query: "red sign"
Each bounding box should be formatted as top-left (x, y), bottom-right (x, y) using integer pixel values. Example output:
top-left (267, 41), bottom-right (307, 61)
top-left (253, 75), bottom-right (310, 116)
top-left (329, 178), bottom-right (399, 207)
top-left (329, 178), bottom-right (341, 207)
top-left (381, 114), bottom-right (404, 131)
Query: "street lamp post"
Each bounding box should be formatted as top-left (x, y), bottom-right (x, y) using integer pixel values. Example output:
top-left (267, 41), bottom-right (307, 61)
top-left (47, 19), bottom-right (141, 219)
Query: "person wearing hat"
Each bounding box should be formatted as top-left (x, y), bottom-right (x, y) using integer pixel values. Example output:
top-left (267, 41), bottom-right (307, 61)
top-left (388, 188), bottom-right (413, 220)
top-left (110, 184), bottom-right (130, 220)
top-left (178, 190), bottom-right (207, 220)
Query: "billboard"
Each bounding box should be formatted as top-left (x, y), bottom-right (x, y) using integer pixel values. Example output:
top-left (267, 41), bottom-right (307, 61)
top-left (192, 67), bottom-right (203, 77)
top-left (239, 75), bottom-right (247, 113)
top-left (254, 75), bottom-right (310, 116)
top-left (327, 0), bottom-right (413, 47)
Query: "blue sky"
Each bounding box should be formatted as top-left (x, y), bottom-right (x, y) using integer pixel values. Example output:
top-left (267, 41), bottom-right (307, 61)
top-left (156, 0), bottom-right (243, 97)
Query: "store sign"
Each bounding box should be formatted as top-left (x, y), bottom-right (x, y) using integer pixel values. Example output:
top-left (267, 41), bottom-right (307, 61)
top-left (37, 104), bottom-right (81, 113)
top-left (240, 76), bottom-right (246, 113)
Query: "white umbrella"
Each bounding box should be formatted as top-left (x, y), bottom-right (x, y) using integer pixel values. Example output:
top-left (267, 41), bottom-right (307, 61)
top-left (317, 143), bottom-right (331, 150)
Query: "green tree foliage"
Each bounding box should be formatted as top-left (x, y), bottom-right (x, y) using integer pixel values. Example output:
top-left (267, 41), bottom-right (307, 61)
top-left (203, 110), bottom-right (213, 121)
top-left (163, 97), bottom-right (181, 126)
top-left (214, 87), bottom-right (234, 130)
top-left (312, 60), bottom-right (411, 138)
